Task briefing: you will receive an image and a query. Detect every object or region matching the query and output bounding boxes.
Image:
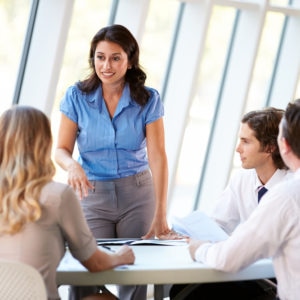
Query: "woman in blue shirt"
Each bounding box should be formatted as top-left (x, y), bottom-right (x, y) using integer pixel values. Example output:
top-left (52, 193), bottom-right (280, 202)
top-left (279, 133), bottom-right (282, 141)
top-left (55, 24), bottom-right (172, 300)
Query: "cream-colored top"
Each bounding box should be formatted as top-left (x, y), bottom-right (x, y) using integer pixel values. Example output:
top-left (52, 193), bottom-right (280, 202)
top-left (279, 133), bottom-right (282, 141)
top-left (0, 181), bottom-right (97, 300)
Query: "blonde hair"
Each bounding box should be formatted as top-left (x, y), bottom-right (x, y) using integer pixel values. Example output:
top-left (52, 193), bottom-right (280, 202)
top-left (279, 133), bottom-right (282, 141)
top-left (0, 106), bottom-right (55, 234)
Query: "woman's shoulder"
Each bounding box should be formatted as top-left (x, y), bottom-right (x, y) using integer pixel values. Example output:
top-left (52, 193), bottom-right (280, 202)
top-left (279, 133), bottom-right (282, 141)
top-left (62, 83), bottom-right (101, 110)
top-left (65, 83), bottom-right (86, 97)
top-left (40, 181), bottom-right (76, 203)
top-left (43, 180), bottom-right (69, 189)
top-left (145, 86), bottom-right (160, 96)
top-left (144, 86), bottom-right (162, 105)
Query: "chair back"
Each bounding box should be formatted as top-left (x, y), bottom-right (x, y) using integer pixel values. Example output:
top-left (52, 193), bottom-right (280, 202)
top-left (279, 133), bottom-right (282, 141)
top-left (0, 260), bottom-right (47, 300)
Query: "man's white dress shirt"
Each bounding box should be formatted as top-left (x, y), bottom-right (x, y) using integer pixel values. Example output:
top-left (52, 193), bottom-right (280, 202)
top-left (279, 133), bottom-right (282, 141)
top-left (211, 168), bottom-right (291, 234)
top-left (196, 169), bottom-right (300, 300)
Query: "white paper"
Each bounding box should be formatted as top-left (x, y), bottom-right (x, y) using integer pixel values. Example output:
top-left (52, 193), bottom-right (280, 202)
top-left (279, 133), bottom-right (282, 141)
top-left (171, 210), bottom-right (228, 242)
top-left (97, 238), bottom-right (188, 246)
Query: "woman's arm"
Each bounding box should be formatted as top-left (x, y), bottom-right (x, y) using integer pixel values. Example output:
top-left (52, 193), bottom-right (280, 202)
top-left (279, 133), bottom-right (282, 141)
top-left (82, 245), bottom-right (135, 272)
top-left (142, 118), bottom-right (171, 239)
top-left (55, 114), bottom-right (77, 169)
top-left (55, 113), bottom-right (93, 199)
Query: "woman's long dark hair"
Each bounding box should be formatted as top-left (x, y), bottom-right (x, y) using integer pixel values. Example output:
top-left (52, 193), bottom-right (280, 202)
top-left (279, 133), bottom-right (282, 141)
top-left (78, 24), bottom-right (150, 106)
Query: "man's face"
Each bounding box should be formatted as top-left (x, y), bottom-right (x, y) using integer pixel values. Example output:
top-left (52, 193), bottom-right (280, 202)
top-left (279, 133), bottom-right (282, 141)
top-left (236, 123), bottom-right (272, 169)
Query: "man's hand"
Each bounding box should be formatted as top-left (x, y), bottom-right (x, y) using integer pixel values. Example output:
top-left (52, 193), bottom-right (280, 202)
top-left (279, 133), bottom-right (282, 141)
top-left (188, 238), bottom-right (209, 261)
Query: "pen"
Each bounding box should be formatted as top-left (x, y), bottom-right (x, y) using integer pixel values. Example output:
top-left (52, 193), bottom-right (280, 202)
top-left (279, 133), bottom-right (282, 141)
top-left (101, 245), bottom-right (116, 253)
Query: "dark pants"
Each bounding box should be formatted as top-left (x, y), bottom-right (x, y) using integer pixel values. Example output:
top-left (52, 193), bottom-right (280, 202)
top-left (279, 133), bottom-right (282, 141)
top-left (170, 279), bottom-right (278, 300)
top-left (68, 286), bottom-right (101, 299)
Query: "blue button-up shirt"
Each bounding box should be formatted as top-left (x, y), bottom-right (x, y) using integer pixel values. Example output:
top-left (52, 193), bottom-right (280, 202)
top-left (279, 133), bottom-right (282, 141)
top-left (60, 83), bottom-right (164, 180)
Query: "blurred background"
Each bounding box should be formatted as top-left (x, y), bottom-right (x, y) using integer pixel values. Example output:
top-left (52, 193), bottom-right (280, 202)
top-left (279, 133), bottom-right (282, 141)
top-left (1, 0), bottom-right (300, 220)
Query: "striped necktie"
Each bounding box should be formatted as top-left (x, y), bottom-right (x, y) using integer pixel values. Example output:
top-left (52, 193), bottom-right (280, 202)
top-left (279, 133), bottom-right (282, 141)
top-left (258, 186), bottom-right (268, 203)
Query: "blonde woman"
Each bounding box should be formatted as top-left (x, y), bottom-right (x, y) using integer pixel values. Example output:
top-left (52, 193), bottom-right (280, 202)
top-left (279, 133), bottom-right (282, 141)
top-left (0, 106), bottom-right (134, 300)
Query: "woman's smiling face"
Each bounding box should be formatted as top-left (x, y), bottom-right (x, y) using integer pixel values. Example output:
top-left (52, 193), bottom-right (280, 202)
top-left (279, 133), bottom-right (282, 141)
top-left (94, 40), bottom-right (130, 86)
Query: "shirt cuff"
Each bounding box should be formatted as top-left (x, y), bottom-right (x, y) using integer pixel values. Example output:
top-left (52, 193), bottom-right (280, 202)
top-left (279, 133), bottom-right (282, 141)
top-left (194, 242), bottom-right (213, 263)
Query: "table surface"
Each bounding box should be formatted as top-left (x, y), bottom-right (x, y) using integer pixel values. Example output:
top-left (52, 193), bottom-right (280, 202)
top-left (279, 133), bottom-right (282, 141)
top-left (57, 244), bottom-right (274, 286)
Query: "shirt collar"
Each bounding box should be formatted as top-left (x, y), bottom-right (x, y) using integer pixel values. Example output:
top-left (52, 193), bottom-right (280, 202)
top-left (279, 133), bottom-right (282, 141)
top-left (254, 174), bottom-right (263, 192)
top-left (91, 83), bottom-right (138, 114)
top-left (254, 168), bottom-right (289, 192)
top-left (293, 168), bottom-right (300, 179)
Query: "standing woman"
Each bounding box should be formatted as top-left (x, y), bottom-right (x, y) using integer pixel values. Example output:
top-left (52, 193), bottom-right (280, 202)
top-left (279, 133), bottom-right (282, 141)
top-left (55, 24), bottom-right (172, 300)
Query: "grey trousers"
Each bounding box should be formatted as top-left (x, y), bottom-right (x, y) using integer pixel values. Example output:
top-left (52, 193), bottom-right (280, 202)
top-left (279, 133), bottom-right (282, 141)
top-left (70, 170), bottom-right (155, 300)
top-left (82, 170), bottom-right (155, 239)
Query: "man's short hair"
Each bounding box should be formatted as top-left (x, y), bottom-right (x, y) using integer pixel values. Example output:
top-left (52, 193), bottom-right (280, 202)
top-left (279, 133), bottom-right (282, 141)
top-left (242, 107), bottom-right (287, 170)
top-left (281, 99), bottom-right (300, 158)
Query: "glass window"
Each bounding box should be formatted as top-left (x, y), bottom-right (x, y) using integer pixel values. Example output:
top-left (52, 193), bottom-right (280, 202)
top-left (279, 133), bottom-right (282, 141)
top-left (245, 11), bottom-right (285, 112)
top-left (0, 0), bottom-right (31, 114)
top-left (169, 6), bottom-right (236, 216)
top-left (296, 77), bottom-right (300, 98)
top-left (139, 0), bottom-right (179, 91)
top-left (51, 0), bottom-right (112, 182)
top-left (52, 0), bottom-right (112, 111)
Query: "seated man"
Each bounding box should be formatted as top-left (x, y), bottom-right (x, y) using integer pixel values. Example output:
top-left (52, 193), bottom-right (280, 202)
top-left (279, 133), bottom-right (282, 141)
top-left (170, 107), bottom-right (290, 299)
top-left (189, 99), bottom-right (300, 300)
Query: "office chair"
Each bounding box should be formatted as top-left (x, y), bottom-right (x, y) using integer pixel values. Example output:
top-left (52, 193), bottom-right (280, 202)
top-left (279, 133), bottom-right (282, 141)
top-left (0, 260), bottom-right (47, 300)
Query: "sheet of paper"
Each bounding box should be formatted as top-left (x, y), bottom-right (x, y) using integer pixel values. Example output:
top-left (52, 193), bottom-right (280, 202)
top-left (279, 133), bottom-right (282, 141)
top-left (96, 238), bottom-right (188, 246)
top-left (130, 239), bottom-right (188, 246)
top-left (171, 210), bottom-right (228, 242)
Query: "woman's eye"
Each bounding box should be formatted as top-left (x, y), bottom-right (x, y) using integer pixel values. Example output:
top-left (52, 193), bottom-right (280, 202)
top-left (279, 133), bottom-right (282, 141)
top-left (113, 56), bottom-right (120, 61)
top-left (96, 55), bottom-right (104, 60)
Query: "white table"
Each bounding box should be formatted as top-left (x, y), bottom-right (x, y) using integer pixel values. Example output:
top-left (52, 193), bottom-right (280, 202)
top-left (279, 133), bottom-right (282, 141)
top-left (57, 245), bottom-right (274, 299)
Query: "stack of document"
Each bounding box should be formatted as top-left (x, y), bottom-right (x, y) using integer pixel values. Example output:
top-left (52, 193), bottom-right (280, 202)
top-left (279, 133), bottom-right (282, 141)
top-left (96, 238), bottom-right (188, 246)
top-left (171, 210), bottom-right (228, 242)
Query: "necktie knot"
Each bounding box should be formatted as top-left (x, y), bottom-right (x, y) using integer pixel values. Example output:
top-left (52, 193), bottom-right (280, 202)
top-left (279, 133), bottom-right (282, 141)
top-left (258, 186), bottom-right (268, 202)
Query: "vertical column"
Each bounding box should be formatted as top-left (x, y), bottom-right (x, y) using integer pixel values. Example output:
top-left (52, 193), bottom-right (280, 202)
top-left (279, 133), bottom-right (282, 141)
top-left (113, 0), bottom-right (150, 42)
top-left (197, 2), bottom-right (267, 212)
top-left (17, 0), bottom-right (74, 115)
top-left (268, 9), bottom-right (300, 107)
top-left (163, 1), bottom-right (212, 192)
